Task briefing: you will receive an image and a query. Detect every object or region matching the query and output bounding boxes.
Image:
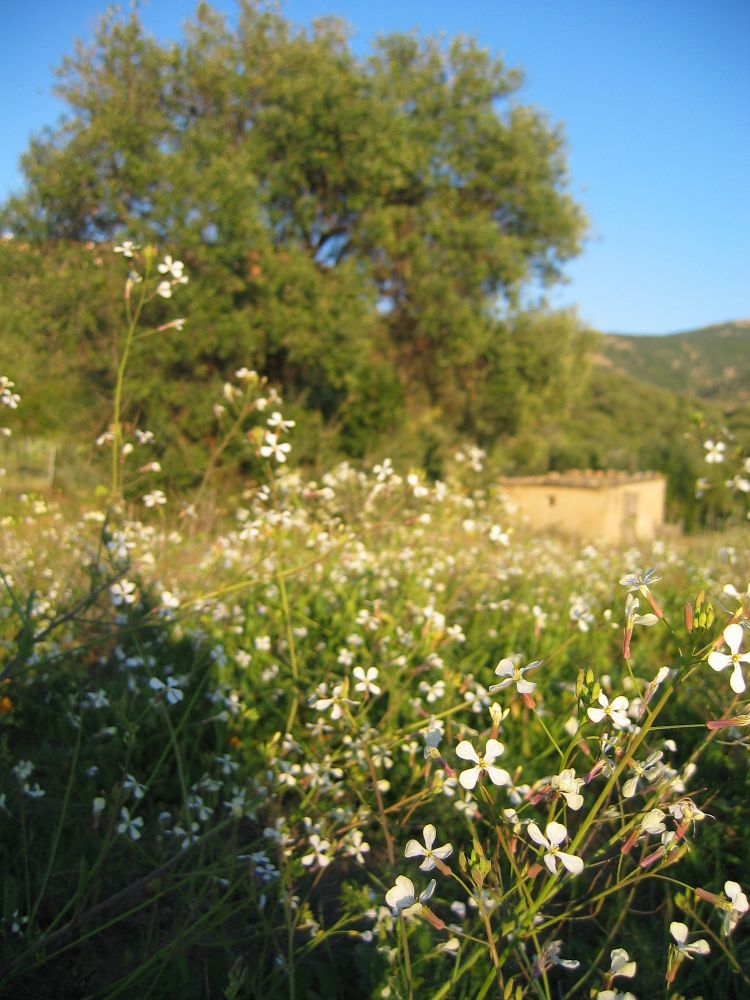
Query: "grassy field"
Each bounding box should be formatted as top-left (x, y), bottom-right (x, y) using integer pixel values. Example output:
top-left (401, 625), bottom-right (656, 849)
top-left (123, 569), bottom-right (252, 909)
top-left (1, 464), bottom-right (749, 999)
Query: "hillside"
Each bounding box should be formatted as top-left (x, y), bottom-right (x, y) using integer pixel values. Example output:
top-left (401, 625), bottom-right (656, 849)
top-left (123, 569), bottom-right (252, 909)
top-left (599, 320), bottom-right (750, 406)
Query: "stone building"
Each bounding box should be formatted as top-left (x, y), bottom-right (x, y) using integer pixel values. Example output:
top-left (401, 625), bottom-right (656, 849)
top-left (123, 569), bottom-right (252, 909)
top-left (497, 470), bottom-right (666, 545)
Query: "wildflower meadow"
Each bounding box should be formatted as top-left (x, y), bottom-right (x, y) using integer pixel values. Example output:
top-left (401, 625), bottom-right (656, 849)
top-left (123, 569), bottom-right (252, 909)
top-left (0, 245), bottom-right (748, 1000)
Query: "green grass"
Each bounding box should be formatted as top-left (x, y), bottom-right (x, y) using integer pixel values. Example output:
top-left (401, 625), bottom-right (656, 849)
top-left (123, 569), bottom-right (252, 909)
top-left (1, 473), bottom-right (749, 999)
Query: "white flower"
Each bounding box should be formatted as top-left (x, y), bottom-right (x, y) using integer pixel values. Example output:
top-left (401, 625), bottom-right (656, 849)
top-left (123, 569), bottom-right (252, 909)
top-left (608, 947), bottom-right (637, 979)
top-left (404, 824), bottom-right (453, 871)
top-left (721, 880), bottom-right (749, 936)
top-left (455, 739), bottom-right (510, 789)
top-left (110, 579), bottom-right (137, 607)
top-left (624, 594), bottom-right (658, 629)
top-left (158, 255), bottom-right (186, 280)
top-left (536, 939), bottom-right (580, 974)
top-left (489, 657), bottom-right (542, 695)
top-left (149, 676), bottom-right (184, 705)
top-left (708, 622), bottom-right (750, 694)
top-left (550, 768), bottom-right (584, 810)
top-left (619, 567), bottom-right (661, 596)
top-left (301, 833), bottom-right (331, 868)
top-left (156, 280), bottom-right (173, 298)
top-left (640, 808), bottom-right (667, 836)
top-left (352, 666), bottom-right (381, 696)
top-left (344, 829), bottom-right (370, 864)
top-left (587, 692), bottom-right (631, 729)
top-left (267, 411), bottom-right (296, 432)
top-left (527, 821), bottom-right (584, 875)
top-left (114, 241), bottom-right (139, 258)
top-left (385, 875), bottom-right (435, 915)
top-left (117, 806), bottom-right (144, 840)
top-left (622, 751), bottom-right (663, 798)
top-left (143, 490), bottom-right (167, 508)
top-left (703, 439), bottom-right (726, 464)
top-left (259, 431), bottom-right (292, 463)
top-left (670, 921), bottom-right (710, 957)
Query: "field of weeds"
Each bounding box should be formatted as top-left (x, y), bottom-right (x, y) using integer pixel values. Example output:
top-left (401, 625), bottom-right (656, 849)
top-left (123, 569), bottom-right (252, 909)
top-left (1, 248), bottom-right (749, 999)
top-left (1, 463), bottom-right (749, 999)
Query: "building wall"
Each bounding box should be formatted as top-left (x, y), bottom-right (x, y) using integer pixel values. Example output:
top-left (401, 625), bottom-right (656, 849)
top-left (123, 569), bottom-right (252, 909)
top-left (500, 478), bottom-right (665, 544)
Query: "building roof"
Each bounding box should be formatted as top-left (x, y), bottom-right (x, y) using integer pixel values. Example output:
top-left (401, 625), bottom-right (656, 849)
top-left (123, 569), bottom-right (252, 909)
top-left (497, 470), bottom-right (665, 490)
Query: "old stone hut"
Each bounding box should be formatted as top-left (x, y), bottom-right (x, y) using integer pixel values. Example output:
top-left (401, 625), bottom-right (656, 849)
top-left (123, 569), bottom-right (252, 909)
top-left (497, 470), bottom-right (666, 545)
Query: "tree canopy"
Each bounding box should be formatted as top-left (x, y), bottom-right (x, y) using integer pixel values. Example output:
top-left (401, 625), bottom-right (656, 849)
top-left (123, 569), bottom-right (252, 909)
top-left (2, 0), bottom-right (589, 478)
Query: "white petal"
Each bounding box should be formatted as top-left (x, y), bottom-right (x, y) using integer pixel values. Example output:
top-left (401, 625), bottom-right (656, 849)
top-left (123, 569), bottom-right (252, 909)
top-left (386, 876), bottom-right (415, 912)
top-left (730, 663), bottom-right (746, 694)
top-left (724, 623), bottom-right (744, 655)
top-left (432, 843), bottom-right (453, 861)
top-left (517, 679), bottom-right (536, 694)
top-left (558, 851), bottom-right (584, 875)
top-left (688, 939), bottom-right (710, 956)
top-left (670, 921), bottom-right (688, 945)
top-left (564, 791), bottom-right (584, 810)
top-left (458, 765), bottom-right (480, 789)
top-left (456, 740), bottom-right (479, 763)
top-left (422, 824), bottom-right (436, 851)
top-left (486, 765), bottom-right (511, 786)
top-left (527, 822), bottom-right (548, 848)
top-left (587, 707), bottom-right (605, 724)
top-left (419, 879), bottom-right (436, 903)
top-left (708, 651), bottom-right (731, 672)
top-left (494, 658), bottom-right (514, 677)
top-left (545, 821), bottom-right (568, 847)
top-left (543, 853), bottom-right (558, 874)
top-left (404, 839), bottom-right (426, 859)
top-left (484, 739), bottom-right (504, 762)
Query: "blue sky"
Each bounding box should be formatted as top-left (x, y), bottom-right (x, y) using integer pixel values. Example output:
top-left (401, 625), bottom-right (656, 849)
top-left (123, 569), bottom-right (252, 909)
top-left (2, 0), bottom-right (748, 334)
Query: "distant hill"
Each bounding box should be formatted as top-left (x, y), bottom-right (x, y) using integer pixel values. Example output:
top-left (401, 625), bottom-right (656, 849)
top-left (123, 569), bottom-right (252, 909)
top-left (598, 321), bottom-right (750, 406)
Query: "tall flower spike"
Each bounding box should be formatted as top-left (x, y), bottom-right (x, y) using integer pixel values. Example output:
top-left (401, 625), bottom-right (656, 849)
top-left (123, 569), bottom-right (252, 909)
top-left (404, 824), bottom-right (453, 871)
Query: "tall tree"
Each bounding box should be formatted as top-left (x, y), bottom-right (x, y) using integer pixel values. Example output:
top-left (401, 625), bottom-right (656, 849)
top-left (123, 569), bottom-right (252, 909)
top-left (2, 1), bottom-right (588, 472)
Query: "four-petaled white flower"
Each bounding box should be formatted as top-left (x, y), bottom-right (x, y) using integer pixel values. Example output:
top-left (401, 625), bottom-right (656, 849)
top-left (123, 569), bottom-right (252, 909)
top-left (385, 875), bottom-right (435, 915)
top-left (149, 676), bottom-right (184, 705)
top-left (624, 594), bottom-right (658, 631)
top-left (404, 824), bottom-right (453, 871)
top-left (110, 579), bottom-right (137, 607)
top-left (587, 692), bottom-right (630, 729)
top-left (619, 567), bottom-right (661, 596)
top-left (608, 947), bottom-right (637, 980)
top-left (721, 880), bottom-right (749, 936)
top-left (550, 768), bottom-right (584, 810)
top-left (158, 255), bottom-right (186, 280)
top-left (259, 431), bottom-right (292, 463)
top-left (117, 806), bottom-right (144, 840)
top-left (708, 623), bottom-right (750, 694)
top-left (489, 657), bottom-right (542, 695)
top-left (703, 439), bottom-right (726, 464)
top-left (527, 821), bottom-right (584, 875)
top-left (352, 666), bottom-right (381, 696)
top-left (670, 920), bottom-right (710, 957)
top-left (114, 241), bottom-right (139, 258)
top-left (267, 411), bottom-right (296, 432)
top-left (455, 739), bottom-right (510, 789)
top-left (623, 750), bottom-right (663, 798)
top-left (535, 939), bottom-right (580, 974)
top-left (640, 808), bottom-right (667, 836)
top-left (301, 833), bottom-right (331, 868)
top-left (156, 280), bottom-right (174, 298)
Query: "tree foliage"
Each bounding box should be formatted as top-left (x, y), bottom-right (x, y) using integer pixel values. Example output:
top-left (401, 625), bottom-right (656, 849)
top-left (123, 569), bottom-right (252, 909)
top-left (2, 0), bottom-right (589, 478)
